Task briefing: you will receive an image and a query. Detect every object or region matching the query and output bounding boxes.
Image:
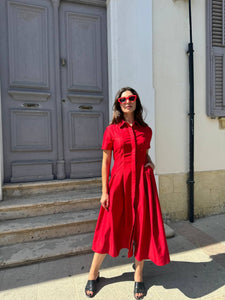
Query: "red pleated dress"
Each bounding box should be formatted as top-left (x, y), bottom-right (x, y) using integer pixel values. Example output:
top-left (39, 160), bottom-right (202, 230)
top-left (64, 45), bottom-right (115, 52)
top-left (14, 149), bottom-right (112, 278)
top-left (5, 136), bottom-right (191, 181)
top-left (92, 120), bottom-right (170, 265)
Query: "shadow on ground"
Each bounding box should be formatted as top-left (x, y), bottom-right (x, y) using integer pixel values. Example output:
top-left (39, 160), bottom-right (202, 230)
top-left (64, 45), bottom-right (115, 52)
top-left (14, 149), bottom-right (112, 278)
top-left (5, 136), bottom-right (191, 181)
top-left (94, 253), bottom-right (225, 299)
top-left (0, 252), bottom-right (225, 299)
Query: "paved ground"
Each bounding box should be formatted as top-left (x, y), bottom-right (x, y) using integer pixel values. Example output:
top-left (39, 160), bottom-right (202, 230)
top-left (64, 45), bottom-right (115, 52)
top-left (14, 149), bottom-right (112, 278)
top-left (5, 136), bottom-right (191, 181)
top-left (0, 214), bottom-right (225, 300)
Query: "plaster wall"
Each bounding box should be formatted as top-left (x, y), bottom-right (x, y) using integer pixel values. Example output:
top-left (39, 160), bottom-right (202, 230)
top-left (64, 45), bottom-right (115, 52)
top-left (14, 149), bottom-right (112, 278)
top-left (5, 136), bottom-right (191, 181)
top-left (107, 0), bottom-right (155, 160)
top-left (153, 0), bottom-right (225, 175)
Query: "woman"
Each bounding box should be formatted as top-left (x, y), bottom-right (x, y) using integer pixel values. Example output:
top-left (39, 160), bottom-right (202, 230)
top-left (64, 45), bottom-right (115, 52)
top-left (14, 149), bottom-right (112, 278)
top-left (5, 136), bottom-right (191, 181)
top-left (85, 87), bottom-right (170, 299)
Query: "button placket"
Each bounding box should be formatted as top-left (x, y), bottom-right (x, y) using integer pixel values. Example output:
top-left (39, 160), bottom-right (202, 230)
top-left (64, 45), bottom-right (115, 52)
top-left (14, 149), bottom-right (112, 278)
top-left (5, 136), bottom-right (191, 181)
top-left (128, 126), bottom-right (137, 256)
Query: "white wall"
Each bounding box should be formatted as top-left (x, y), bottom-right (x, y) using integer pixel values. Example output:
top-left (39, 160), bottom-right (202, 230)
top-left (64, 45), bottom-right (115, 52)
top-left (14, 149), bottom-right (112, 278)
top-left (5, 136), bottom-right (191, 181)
top-left (107, 0), bottom-right (155, 161)
top-left (153, 0), bottom-right (225, 174)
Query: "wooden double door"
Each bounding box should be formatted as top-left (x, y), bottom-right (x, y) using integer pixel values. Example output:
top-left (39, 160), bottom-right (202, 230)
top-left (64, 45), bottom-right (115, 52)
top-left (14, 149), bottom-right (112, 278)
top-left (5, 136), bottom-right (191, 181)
top-left (0, 0), bottom-right (108, 182)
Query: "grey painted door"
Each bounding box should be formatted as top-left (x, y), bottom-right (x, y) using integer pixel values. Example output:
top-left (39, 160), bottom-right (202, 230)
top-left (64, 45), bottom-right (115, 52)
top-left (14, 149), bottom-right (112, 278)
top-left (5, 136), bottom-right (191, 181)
top-left (59, 2), bottom-right (108, 178)
top-left (0, 0), bottom-right (108, 183)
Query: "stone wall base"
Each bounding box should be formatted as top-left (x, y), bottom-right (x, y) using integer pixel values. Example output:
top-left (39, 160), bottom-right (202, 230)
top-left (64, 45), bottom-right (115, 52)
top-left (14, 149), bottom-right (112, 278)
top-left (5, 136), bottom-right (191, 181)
top-left (158, 170), bottom-right (225, 221)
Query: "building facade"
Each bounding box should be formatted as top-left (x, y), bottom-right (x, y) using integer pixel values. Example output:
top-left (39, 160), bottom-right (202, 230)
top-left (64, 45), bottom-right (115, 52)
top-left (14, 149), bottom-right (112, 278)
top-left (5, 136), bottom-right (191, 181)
top-left (0, 0), bottom-right (224, 220)
top-left (154, 0), bottom-right (225, 220)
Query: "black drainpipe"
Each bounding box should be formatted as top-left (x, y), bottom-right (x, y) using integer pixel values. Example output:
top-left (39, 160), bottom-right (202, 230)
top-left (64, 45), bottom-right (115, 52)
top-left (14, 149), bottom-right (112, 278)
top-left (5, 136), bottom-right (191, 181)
top-left (187, 0), bottom-right (195, 222)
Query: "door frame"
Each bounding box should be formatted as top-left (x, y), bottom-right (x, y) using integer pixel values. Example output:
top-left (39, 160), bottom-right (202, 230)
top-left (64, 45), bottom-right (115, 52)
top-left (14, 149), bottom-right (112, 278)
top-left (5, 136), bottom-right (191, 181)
top-left (0, 0), bottom-right (156, 196)
top-left (0, 0), bottom-right (108, 190)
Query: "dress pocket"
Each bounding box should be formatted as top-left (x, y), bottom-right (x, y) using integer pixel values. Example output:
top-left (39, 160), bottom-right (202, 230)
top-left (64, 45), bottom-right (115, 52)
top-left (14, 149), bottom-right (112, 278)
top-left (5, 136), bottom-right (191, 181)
top-left (144, 166), bottom-right (153, 178)
top-left (108, 173), bottom-right (116, 189)
top-left (144, 165), bottom-right (151, 171)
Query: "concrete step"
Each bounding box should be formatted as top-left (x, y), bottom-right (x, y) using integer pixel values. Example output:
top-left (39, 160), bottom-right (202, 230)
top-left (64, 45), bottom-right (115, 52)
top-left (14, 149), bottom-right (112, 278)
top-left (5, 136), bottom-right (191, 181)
top-left (0, 223), bottom-right (174, 269)
top-left (0, 232), bottom-right (94, 269)
top-left (0, 189), bottom-right (101, 220)
top-left (0, 209), bottom-right (99, 246)
top-left (0, 177), bottom-right (174, 269)
top-left (2, 178), bottom-right (102, 200)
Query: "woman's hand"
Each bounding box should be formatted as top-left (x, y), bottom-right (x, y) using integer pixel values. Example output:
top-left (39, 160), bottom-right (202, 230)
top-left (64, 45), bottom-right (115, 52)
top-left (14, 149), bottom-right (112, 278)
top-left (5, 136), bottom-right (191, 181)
top-left (145, 161), bottom-right (155, 170)
top-left (145, 152), bottom-right (155, 170)
top-left (100, 193), bottom-right (109, 211)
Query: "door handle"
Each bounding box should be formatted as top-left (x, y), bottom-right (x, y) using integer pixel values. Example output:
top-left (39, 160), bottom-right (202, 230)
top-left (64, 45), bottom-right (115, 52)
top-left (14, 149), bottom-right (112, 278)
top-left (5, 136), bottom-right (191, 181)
top-left (61, 58), bottom-right (67, 67)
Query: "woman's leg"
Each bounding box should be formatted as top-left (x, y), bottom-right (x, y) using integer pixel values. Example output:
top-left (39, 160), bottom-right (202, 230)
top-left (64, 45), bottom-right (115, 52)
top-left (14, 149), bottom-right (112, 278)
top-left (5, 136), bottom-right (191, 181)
top-left (86, 252), bottom-right (106, 297)
top-left (134, 258), bottom-right (144, 281)
top-left (134, 259), bottom-right (145, 299)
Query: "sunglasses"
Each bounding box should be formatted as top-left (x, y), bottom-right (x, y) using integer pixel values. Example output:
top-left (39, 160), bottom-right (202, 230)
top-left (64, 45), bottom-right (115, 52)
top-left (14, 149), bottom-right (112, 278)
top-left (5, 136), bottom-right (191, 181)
top-left (118, 95), bottom-right (137, 104)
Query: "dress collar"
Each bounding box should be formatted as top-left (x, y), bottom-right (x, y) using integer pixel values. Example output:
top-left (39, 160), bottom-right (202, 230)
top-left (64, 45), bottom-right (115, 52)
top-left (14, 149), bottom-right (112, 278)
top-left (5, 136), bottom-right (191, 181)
top-left (119, 119), bottom-right (140, 128)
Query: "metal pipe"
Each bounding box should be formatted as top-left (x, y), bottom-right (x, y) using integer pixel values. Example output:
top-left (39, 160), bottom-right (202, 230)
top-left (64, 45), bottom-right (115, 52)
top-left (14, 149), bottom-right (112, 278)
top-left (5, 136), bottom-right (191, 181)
top-left (187, 0), bottom-right (195, 222)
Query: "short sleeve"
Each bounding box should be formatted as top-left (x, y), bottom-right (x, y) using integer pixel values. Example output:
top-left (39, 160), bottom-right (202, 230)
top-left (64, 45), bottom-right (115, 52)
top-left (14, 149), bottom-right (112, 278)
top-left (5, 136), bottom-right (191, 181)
top-left (101, 126), bottom-right (113, 150)
top-left (146, 126), bottom-right (152, 149)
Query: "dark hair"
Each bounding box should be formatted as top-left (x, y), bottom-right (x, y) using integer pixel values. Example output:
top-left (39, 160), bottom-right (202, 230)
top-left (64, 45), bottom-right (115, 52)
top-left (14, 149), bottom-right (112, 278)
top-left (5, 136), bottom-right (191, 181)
top-left (111, 87), bottom-right (148, 126)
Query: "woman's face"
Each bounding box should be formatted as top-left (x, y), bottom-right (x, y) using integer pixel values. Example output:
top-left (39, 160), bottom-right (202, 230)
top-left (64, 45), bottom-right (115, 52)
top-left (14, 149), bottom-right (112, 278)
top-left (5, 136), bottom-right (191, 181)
top-left (119, 90), bottom-right (136, 115)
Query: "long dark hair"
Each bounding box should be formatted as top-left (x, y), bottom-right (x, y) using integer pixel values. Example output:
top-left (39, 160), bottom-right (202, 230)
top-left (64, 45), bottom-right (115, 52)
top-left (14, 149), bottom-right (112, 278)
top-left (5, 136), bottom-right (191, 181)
top-left (111, 87), bottom-right (148, 126)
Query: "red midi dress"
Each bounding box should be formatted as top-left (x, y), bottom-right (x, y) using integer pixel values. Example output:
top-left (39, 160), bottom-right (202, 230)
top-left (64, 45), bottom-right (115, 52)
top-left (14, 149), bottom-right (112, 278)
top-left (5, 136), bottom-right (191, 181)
top-left (92, 120), bottom-right (170, 265)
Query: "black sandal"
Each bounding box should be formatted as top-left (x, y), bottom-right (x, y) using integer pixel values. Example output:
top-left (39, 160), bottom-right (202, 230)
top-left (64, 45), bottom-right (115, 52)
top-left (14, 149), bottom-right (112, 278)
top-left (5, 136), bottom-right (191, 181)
top-left (134, 282), bottom-right (146, 299)
top-left (85, 275), bottom-right (100, 298)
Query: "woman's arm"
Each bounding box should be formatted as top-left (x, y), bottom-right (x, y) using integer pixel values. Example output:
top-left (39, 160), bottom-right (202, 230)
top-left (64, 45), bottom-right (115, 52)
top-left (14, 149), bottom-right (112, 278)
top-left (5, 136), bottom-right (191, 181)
top-left (100, 149), bottom-right (112, 211)
top-left (145, 149), bottom-right (155, 170)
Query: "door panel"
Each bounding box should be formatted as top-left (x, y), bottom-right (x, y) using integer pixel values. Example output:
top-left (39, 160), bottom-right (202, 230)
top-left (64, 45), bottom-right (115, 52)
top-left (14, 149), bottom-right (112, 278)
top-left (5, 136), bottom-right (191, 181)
top-left (66, 11), bottom-right (102, 92)
top-left (0, 0), bottom-right (57, 182)
top-left (10, 110), bottom-right (52, 151)
top-left (8, 2), bottom-right (49, 89)
top-left (60, 2), bottom-right (108, 179)
top-left (68, 112), bottom-right (103, 150)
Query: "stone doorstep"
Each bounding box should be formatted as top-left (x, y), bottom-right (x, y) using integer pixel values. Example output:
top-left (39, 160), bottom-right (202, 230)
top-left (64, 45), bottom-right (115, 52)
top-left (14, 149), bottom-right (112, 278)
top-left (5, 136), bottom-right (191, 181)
top-left (0, 178), bottom-right (175, 268)
top-left (0, 232), bottom-right (94, 269)
top-left (0, 191), bottom-right (101, 220)
top-left (2, 177), bottom-right (102, 200)
top-left (0, 224), bottom-right (174, 269)
top-left (0, 209), bottom-right (99, 246)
